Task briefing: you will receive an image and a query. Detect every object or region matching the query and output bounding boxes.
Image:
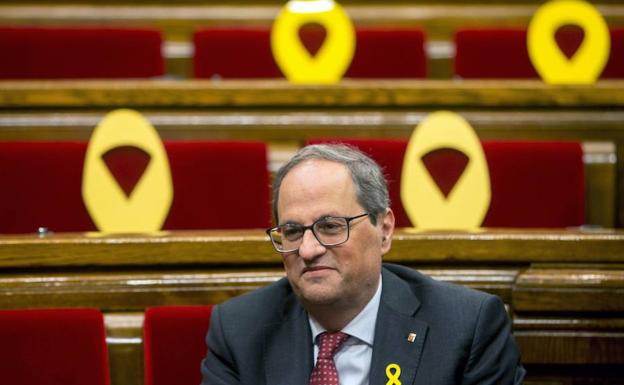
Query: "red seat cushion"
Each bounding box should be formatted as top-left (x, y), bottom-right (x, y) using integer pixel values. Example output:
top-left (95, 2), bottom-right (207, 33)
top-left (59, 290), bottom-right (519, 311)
top-left (0, 308), bottom-right (110, 385)
top-left (193, 27), bottom-right (426, 78)
top-left (143, 306), bottom-right (213, 385)
top-left (348, 28), bottom-right (427, 78)
top-left (0, 140), bottom-right (271, 233)
top-left (162, 141), bottom-right (271, 230)
top-left (307, 139), bottom-right (585, 228)
top-left (454, 28), bottom-right (624, 79)
top-left (193, 28), bottom-right (281, 79)
top-left (0, 141), bottom-right (95, 233)
top-left (0, 26), bottom-right (164, 79)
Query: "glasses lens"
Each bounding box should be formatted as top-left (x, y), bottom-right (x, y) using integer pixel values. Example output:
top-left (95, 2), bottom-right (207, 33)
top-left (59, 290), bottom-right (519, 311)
top-left (313, 217), bottom-right (348, 246)
top-left (269, 228), bottom-right (284, 250)
top-left (271, 224), bottom-right (304, 251)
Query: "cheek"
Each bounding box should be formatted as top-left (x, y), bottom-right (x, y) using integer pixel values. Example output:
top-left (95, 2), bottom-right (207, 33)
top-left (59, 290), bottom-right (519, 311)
top-left (353, 231), bottom-right (383, 269)
top-left (355, 227), bottom-right (382, 251)
top-left (340, 241), bottom-right (381, 275)
top-left (282, 255), bottom-right (298, 276)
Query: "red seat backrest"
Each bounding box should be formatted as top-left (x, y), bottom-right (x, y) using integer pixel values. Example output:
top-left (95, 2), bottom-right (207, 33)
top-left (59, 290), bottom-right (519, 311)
top-left (193, 27), bottom-right (427, 78)
top-left (143, 306), bottom-right (213, 385)
top-left (0, 26), bottom-right (164, 79)
top-left (0, 308), bottom-right (110, 385)
top-left (0, 141), bottom-right (271, 233)
top-left (454, 28), bottom-right (624, 79)
top-left (307, 139), bottom-right (585, 228)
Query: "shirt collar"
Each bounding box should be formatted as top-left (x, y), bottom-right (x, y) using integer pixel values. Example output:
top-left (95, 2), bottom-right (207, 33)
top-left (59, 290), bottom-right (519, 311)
top-left (309, 274), bottom-right (382, 346)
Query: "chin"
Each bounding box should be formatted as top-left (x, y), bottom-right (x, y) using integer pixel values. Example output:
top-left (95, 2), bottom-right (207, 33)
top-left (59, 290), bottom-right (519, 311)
top-left (299, 287), bottom-right (340, 306)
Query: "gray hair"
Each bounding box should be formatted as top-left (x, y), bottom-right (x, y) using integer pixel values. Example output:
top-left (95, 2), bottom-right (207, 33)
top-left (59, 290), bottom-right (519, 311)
top-left (272, 143), bottom-right (390, 225)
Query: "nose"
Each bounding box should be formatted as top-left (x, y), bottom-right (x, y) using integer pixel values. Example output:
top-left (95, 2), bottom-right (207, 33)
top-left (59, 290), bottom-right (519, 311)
top-left (297, 228), bottom-right (326, 261)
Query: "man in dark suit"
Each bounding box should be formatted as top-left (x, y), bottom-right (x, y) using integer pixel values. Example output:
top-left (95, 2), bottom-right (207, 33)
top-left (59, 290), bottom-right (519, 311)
top-left (201, 144), bottom-right (525, 385)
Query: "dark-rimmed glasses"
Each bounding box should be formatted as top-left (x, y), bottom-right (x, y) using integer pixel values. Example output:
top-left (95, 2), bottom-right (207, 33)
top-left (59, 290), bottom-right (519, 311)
top-left (266, 213), bottom-right (369, 253)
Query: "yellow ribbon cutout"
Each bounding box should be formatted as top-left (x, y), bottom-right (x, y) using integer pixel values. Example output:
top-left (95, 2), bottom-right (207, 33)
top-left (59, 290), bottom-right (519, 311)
top-left (401, 111), bottom-right (491, 230)
top-left (385, 363), bottom-right (402, 385)
top-left (82, 109), bottom-right (173, 233)
top-left (528, 0), bottom-right (610, 84)
top-left (271, 0), bottom-right (355, 84)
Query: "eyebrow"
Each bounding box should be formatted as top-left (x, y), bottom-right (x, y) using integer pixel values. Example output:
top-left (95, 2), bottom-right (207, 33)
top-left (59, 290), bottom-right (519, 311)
top-left (279, 214), bottom-right (341, 226)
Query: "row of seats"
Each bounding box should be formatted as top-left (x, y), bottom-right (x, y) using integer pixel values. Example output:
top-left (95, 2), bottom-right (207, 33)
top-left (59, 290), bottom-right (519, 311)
top-left (0, 139), bottom-right (585, 233)
top-left (0, 307), bottom-right (211, 385)
top-left (0, 141), bottom-right (271, 233)
top-left (1, 26), bottom-right (623, 79)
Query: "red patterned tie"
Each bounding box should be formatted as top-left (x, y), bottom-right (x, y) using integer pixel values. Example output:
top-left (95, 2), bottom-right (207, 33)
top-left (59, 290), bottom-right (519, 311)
top-left (309, 331), bottom-right (350, 385)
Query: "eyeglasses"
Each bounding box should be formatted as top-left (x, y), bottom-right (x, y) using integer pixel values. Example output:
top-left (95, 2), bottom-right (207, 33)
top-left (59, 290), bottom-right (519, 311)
top-left (266, 213), bottom-right (369, 253)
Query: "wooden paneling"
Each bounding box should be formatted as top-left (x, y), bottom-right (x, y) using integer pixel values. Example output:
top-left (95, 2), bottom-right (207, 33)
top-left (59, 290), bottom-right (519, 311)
top-left (1, 4), bottom-right (623, 42)
top-left (515, 314), bottom-right (624, 366)
top-left (516, 332), bottom-right (624, 364)
top-left (584, 143), bottom-right (617, 227)
top-left (105, 313), bottom-right (144, 385)
top-left (514, 264), bottom-right (624, 312)
top-left (0, 267), bottom-right (519, 310)
top-left (0, 110), bottom-right (622, 142)
top-left (0, 269), bottom-right (285, 310)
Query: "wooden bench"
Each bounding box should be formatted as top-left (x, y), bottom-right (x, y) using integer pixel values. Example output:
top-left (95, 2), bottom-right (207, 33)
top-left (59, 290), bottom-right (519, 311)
top-left (0, 229), bottom-right (622, 385)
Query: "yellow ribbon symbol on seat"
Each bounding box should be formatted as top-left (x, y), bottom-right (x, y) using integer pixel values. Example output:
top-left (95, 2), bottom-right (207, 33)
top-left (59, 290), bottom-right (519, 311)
top-left (385, 363), bottom-right (402, 385)
top-left (82, 109), bottom-right (173, 233)
top-left (271, 0), bottom-right (355, 84)
top-left (528, 0), bottom-right (610, 84)
top-left (401, 111), bottom-right (491, 230)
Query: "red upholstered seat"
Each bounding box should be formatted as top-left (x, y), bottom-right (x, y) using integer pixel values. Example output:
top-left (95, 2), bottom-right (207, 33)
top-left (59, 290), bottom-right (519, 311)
top-left (193, 27), bottom-right (426, 78)
top-left (0, 26), bottom-right (164, 79)
top-left (454, 28), bottom-right (624, 79)
top-left (307, 139), bottom-right (585, 228)
top-left (0, 140), bottom-right (271, 233)
top-left (0, 308), bottom-right (110, 385)
top-left (143, 306), bottom-right (213, 385)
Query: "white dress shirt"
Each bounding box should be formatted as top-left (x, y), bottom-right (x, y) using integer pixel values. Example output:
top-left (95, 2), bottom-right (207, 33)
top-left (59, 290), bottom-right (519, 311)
top-left (309, 276), bottom-right (382, 385)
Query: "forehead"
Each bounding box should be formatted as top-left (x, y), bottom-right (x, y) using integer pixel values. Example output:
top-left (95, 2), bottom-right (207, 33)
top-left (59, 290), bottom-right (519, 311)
top-left (278, 159), bottom-right (360, 219)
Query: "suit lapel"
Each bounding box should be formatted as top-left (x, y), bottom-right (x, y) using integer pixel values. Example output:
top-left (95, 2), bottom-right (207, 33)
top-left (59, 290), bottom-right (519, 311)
top-left (370, 268), bottom-right (429, 385)
top-left (264, 294), bottom-right (313, 385)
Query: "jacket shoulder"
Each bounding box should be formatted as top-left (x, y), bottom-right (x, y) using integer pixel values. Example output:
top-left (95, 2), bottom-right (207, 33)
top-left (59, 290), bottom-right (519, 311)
top-left (382, 263), bottom-right (497, 314)
top-left (213, 276), bottom-right (298, 327)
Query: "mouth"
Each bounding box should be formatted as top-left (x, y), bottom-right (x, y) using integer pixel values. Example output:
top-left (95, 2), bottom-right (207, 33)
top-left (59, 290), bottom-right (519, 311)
top-left (301, 266), bottom-right (334, 277)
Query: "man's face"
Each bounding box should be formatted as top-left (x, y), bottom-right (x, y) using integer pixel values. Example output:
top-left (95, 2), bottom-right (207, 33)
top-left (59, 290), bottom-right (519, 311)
top-left (277, 159), bottom-right (394, 312)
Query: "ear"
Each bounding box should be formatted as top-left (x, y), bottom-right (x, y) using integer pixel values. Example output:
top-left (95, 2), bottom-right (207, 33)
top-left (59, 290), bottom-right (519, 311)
top-left (380, 208), bottom-right (395, 255)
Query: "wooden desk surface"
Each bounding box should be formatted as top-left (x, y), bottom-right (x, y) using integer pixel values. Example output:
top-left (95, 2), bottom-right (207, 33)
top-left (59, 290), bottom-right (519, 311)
top-left (1, 79), bottom-right (624, 109)
top-left (0, 228), bottom-right (622, 312)
top-left (1, 228), bottom-right (622, 268)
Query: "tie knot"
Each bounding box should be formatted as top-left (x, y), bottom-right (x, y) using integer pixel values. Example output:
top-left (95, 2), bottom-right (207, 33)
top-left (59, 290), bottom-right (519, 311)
top-left (317, 331), bottom-right (349, 359)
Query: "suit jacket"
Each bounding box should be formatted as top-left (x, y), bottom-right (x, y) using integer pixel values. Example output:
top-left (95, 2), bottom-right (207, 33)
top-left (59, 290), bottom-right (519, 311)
top-left (201, 263), bottom-right (525, 385)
